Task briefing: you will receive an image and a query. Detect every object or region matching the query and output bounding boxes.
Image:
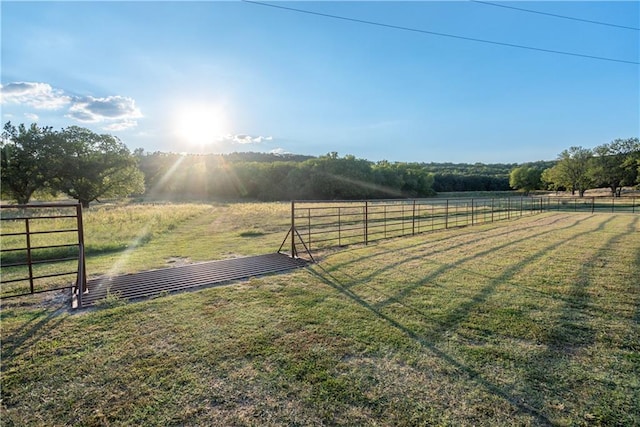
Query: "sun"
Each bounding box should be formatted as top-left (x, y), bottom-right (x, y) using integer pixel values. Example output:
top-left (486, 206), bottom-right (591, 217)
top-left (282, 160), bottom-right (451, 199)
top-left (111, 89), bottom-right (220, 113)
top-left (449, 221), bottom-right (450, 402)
top-left (173, 103), bottom-right (229, 148)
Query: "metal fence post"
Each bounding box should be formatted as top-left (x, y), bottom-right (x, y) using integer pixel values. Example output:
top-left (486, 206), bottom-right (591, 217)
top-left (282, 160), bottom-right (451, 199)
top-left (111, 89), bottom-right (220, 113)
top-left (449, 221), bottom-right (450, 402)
top-left (308, 208), bottom-right (311, 251)
top-left (338, 207), bottom-right (342, 246)
top-left (491, 198), bottom-right (494, 222)
top-left (520, 197), bottom-right (523, 217)
top-left (291, 201), bottom-right (296, 257)
top-left (445, 200), bottom-right (449, 229)
top-left (471, 198), bottom-right (474, 225)
top-left (76, 203), bottom-right (87, 295)
top-left (25, 218), bottom-right (34, 294)
top-left (412, 200), bottom-right (416, 235)
top-left (384, 205), bottom-right (387, 238)
top-left (364, 201), bottom-right (369, 245)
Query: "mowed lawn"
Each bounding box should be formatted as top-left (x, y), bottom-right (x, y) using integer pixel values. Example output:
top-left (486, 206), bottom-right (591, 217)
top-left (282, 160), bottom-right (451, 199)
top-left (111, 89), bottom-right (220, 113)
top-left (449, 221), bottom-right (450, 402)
top-left (1, 208), bottom-right (639, 426)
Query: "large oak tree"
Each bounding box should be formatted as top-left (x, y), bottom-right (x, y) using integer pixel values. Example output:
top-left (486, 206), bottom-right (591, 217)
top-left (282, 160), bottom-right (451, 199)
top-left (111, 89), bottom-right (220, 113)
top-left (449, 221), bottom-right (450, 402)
top-left (590, 138), bottom-right (640, 197)
top-left (1, 122), bottom-right (144, 206)
top-left (1, 122), bottom-right (59, 204)
top-left (54, 126), bottom-right (144, 207)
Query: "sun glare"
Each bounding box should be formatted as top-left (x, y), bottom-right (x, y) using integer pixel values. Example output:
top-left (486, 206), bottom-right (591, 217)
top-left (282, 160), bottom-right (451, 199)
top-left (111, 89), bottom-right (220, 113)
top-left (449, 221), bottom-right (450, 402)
top-left (173, 104), bottom-right (229, 148)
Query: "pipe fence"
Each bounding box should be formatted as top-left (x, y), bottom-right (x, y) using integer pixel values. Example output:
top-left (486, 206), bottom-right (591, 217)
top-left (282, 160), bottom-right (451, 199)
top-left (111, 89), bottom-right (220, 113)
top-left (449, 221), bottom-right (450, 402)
top-left (280, 196), bottom-right (638, 260)
top-left (543, 196), bottom-right (638, 213)
top-left (280, 196), bottom-right (544, 259)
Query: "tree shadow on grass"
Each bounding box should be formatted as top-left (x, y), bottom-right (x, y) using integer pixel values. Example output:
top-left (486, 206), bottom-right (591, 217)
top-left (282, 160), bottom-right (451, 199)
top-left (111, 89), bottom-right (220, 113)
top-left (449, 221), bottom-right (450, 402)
top-left (367, 214), bottom-right (594, 308)
top-left (0, 297), bottom-right (69, 366)
top-left (308, 265), bottom-right (554, 425)
top-left (308, 214), bottom-right (626, 424)
top-left (519, 215), bottom-right (640, 424)
top-left (322, 213), bottom-right (575, 275)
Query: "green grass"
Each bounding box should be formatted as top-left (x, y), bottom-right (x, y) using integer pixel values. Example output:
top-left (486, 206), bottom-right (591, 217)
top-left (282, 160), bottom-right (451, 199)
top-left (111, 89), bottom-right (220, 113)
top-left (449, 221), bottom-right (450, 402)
top-left (1, 209), bottom-right (639, 426)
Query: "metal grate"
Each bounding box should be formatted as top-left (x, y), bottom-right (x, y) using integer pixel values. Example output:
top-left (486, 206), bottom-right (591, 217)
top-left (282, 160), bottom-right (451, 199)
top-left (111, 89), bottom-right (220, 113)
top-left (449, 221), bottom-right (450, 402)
top-left (81, 253), bottom-right (307, 307)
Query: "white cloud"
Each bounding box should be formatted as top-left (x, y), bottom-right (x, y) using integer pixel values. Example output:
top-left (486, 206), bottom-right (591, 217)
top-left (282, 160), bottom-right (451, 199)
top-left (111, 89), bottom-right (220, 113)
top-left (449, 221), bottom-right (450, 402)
top-left (66, 95), bottom-right (142, 124)
top-left (0, 82), bottom-right (71, 110)
top-left (1, 81), bottom-right (143, 131)
top-left (24, 112), bottom-right (39, 121)
top-left (223, 134), bottom-right (273, 144)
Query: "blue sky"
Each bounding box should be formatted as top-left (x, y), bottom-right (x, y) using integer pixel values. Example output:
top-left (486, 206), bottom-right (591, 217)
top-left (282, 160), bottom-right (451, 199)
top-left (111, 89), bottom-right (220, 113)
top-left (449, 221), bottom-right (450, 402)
top-left (1, 1), bottom-right (638, 163)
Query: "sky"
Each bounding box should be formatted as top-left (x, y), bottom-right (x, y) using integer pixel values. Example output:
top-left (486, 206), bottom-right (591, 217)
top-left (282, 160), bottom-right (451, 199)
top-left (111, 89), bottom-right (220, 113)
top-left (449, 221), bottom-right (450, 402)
top-left (1, 1), bottom-right (638, 164)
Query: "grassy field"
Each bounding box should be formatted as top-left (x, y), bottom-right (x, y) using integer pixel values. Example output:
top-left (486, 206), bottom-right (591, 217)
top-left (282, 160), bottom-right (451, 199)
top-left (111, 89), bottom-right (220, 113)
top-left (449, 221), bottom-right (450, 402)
top-left (1, 204), bottom-right (639, 426)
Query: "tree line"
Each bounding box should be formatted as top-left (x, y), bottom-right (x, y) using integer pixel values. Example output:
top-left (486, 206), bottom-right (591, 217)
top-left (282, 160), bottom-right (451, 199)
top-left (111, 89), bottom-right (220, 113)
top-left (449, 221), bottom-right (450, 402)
top-left (2, 121), bottom-right (637, 206)
top-left (138, 151), bottom-right (435, 200)
top-left (509, 138), bottom-right (640, 196)
top-left (1, 123), bottom-right (436, 204)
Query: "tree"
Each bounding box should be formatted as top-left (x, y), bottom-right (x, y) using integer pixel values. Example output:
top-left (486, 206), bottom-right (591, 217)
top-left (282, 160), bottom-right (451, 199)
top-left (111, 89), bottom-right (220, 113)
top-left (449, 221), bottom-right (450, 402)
top-left (541, 166), bottom-right (565, 193)
top-left (1, 121), bottom-right (59, 204)
top-left (54, 126), bottom-right (145, 207)
top-left (589, 138), bottom-right (640, 197)
top-left (509, 166), bottom-right (542, 195)
top-left (554, 146), bottom-right (593, 197)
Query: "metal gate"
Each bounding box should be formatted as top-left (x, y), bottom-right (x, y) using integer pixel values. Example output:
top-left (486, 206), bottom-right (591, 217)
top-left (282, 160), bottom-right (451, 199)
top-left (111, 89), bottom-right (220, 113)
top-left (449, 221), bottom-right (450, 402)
top-left (0, 203), bottom-right (87, 308)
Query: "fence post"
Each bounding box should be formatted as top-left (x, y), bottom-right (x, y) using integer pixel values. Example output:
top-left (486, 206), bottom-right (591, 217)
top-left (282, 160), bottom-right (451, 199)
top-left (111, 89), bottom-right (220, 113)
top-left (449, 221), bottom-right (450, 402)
top-left (412, 200), bottom-right (416, 235)
top-left (612, 197), bottom-right (615, 213)
top-left (384, 205), bottom-right (387, 238)
top-left (364, 201), bottom-right (369, 245)
top-left (491, 198), bottom-right (494, 222)
top-left (520, 197), bottom-right (523, 217)
top-left (291, 201), bottom-right (296, 257)
top-left (445, 200), bottom-right (449, 229)
top-left (471, 199), bottom-right (474, 225)
top-left (591, 197), bottom-right (595, 214)
top-left (25, 218), bottom-right (34, 294)
top-left (338, 207), bottom-right (342, 246)
top-left (76, 203), bottom-right (87, 294)
top-left (308, 209), bottom-right (311, 251)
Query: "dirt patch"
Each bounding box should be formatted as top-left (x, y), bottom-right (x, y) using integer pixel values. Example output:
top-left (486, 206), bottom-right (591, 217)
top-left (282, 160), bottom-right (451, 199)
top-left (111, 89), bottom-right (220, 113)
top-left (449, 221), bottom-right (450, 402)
top-left (165, 256), bottom-right (192, 266)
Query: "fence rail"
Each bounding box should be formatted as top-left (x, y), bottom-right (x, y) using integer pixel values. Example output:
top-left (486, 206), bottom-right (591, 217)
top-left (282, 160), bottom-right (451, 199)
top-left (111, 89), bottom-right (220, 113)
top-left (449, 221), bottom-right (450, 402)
top-left (543, 196), bottom-right (638, 213)
top-left (280, 196), bottom-right (638, 259)
top-left (0, 203), bottom-right (87, 307)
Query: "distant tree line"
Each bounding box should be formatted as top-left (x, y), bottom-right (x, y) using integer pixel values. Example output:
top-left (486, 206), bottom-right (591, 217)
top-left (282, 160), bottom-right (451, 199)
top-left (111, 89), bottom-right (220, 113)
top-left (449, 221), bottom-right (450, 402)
top-left (137, 151), bottom-right (435, 200)
top-left (137, 153), bottom-right (534, 199)
top-left (509, 138), bottom-right (640, 196)
top-left (4, 121), bottom-right (636, 205)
